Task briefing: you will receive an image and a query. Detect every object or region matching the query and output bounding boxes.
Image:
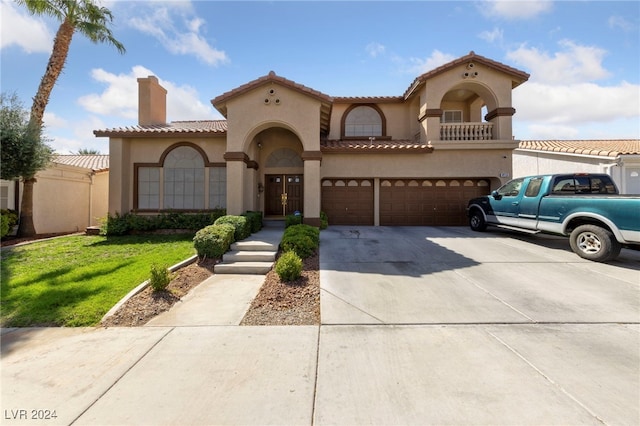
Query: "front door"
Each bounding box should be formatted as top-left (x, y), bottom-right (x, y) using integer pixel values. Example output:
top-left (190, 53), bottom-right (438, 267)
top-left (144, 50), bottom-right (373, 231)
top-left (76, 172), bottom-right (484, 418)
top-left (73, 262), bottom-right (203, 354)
top-left (265, 174), bottom-right (303, 216)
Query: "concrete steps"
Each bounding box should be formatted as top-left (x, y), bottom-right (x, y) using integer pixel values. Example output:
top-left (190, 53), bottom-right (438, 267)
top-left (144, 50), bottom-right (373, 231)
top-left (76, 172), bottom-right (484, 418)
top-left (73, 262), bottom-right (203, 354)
top-left (213, 222), bottom-right (284, 275)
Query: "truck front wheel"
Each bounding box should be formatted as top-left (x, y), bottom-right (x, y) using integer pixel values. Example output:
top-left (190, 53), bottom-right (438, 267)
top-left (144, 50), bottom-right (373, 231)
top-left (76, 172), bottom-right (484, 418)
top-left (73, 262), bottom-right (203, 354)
top-left (469, 210), bottom-right (487, 232)
top-left (569, 225), bottom-right (621, 262)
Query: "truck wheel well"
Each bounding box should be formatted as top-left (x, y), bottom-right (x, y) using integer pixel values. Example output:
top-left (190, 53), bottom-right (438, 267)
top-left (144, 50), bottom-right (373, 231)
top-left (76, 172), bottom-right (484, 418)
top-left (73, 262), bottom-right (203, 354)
top-left (566, 218), bottom-right (613, 235)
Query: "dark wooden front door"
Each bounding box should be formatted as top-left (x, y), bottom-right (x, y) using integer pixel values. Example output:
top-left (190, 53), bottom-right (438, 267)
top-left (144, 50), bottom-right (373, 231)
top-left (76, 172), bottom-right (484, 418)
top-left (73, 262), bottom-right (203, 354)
top-left (265, 174), bottom-right (303, 216)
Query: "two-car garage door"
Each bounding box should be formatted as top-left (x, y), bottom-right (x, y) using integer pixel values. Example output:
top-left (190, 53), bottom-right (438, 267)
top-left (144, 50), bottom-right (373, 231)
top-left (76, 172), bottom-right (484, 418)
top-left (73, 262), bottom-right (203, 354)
top-left (322, 178), bottom-right (489, 226)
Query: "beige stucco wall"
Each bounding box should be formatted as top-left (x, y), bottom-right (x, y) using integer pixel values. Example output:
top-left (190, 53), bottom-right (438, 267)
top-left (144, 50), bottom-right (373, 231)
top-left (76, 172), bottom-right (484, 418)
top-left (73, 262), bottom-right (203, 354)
top-left (512, 150), bottom-right (631, 192)
top-left (27, 164), bottom-right (108, 234)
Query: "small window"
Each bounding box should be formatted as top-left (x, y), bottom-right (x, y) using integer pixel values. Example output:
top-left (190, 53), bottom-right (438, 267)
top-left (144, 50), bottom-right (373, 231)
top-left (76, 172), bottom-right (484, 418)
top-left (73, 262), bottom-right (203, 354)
top-left (442, 110), bottom-right (462, 123)
top-left (525, 178), bottom-right (543, 197)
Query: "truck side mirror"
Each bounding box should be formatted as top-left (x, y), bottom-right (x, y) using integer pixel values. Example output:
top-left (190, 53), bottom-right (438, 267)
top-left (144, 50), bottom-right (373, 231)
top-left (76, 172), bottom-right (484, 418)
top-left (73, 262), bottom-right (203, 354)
top-left (491, 190), bottom-right (502, 200)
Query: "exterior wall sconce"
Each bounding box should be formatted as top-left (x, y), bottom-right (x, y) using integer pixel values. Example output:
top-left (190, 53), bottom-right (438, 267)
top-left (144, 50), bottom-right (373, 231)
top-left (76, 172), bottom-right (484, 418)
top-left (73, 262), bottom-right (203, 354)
top-left (257, 182), bottom-right (264, 194)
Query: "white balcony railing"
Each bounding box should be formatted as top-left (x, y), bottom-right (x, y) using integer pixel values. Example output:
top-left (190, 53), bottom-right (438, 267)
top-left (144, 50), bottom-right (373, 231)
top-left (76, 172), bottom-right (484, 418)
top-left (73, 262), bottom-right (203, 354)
top-left (440, 122), bottom-right (493, 141)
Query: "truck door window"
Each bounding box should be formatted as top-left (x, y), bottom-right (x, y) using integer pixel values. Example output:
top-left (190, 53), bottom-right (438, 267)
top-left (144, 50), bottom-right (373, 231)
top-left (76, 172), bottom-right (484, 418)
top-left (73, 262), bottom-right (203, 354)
top-left (525, 178), bottom-right (543, 197)
top-left (497, 178), bottom-right (524, 197)
top-left (590, 177), bottom-right (617, 194)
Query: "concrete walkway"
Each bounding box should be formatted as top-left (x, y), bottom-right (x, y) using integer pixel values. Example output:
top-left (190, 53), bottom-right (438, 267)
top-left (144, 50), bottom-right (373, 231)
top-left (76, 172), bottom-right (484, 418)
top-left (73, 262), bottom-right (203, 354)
top-left (2, 226), bottom-right (639, 425)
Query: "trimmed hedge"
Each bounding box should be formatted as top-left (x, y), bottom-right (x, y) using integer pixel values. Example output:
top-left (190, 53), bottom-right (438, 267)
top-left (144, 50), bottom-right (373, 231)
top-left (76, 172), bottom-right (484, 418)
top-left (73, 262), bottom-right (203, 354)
top-left (214, 215), bottom-right (251, 241)
top-left (320, 211), bottom-right (329, 230)
top-left (100, 210), bottom-right (226, 236)
top-left (285, 214), bottom-right (303, 228)
top-left (275, 250), bottom-right (303, 281)
top-left (193, 224), bottom-right (235, 258)
top-left (244, 211), bottom-right (263, 233)
top-left (280, 224), bottom-right (320, 259)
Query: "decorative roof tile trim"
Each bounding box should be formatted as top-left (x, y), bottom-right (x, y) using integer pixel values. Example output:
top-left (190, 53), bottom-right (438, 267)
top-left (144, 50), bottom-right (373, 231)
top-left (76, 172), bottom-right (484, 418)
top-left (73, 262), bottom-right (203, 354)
top-left (518, 140), bottom-right (640, 157)
top-left (333, 96), bottom-right (404, 104)
top-left (52, 155), bottom-right (109, 172)
top-left (404, 51), bottom-right (530, 99)
top-left (321, 140), bottom-right (433, 153)
top-left (211, 71), bottom-right (333, 110)
top-left (94, 120), bottom-right (228, 137)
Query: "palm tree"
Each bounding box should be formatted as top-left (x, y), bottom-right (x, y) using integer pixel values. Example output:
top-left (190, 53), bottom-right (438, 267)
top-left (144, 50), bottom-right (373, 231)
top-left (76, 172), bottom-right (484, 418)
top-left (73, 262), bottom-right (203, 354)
top-left (15, 0), bottom-right (125, 236)
top-left (74, 148), bottom-right (101, 155)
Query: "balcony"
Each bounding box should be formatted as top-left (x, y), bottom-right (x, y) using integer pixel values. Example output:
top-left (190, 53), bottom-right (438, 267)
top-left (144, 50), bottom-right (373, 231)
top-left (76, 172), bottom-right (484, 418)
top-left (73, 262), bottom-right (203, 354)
top-left (440, 122), bottom-right (493, 141)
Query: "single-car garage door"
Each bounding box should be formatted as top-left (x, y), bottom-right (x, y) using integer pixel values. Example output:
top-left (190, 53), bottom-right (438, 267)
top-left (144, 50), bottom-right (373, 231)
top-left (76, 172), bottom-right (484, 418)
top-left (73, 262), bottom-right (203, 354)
top-left (380, 178), bottom-right (490, 226)
top-left (321, 179), bottom-right (374, 225)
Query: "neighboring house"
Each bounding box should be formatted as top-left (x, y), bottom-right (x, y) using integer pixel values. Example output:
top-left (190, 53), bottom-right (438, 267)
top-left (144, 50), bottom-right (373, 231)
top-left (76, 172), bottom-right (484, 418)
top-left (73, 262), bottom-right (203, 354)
top-left (0, 155), bottom-right (109, 234)
top-left (514, 140), bottom-right (640, 194)
top-left (95, 51), bottom-right (531, 226)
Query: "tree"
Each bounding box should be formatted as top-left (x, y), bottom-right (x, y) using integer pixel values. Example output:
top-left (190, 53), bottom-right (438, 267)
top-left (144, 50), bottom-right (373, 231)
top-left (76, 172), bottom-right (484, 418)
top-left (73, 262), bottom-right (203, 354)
top-left (0, 93), bottom-right (53, 236)
top-left (14, 0), bottom-right (125, 236)
top-left (74, 148), bottom-right (100, 155)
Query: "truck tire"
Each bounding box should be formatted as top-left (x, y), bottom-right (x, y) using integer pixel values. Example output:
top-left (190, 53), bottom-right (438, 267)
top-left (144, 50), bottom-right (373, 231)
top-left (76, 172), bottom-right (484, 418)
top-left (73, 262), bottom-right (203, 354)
top-left (469, 209), bottom-right (487, 232)
top-left (569, 224), bottom-right (621, 262)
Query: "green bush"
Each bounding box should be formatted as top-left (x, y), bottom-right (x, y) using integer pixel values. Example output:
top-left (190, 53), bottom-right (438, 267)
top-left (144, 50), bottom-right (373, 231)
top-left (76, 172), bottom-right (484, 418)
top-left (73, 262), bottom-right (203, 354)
top-left (100, 212), bottom-right (129, 236)
top-left (215, 223), bottom-right (236, 244)
top-left (280, 224), bottom-right (319, 259)
top-left (320, 211), bottom-right (329, 230)
top-left (214, 215), bottom-right (251, 241)
top-left (244, 211), bottom-right (263, 233)
top-left (285, 214), bottom-right (303, 228)
top-left (275, 251), bottom-right (303, 282)
top-left (0, 215), bottom-right (9, 238)
top-left (1, 209), bottom-right (18, 230)
top-left (100, 210), bottom-right (227, 236)
top-left (193, 224), bottom-right (234, 258)
top-left (149, 263), bottom-right (174, 292)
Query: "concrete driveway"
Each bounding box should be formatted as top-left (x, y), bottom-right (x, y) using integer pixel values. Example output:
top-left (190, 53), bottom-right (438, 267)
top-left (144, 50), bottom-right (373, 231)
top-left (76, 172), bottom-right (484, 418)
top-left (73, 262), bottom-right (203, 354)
top-left (2, 226), bottom-right (639, 425)
top-left (317, 226), bottom-right (640, 425)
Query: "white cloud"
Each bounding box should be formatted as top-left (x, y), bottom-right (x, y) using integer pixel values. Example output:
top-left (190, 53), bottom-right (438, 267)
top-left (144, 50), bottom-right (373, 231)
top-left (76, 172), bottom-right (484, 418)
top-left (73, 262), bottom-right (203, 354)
top-left (77, 66), bottom-right (218, 122)
top-left (46, 115), bottom-right (109, 154)
top-left (508, 40), bottom-right (639, 139)
top-left (403, 50), bottom-right (457, 75)
top-left (43, 111), bottom-right (68, 129)
top-left (366, 42), bottom-right (385, 58)
top-left (0, 0), bottom-right (52, 53)
top-left (478, 27), bottom-right (504, 44)
top-left (480, 0), bottom-right (553, 20)
top-left (127, 3), bottom-right (228, 67)
top-left (608, 15), bottom-right (634, 32)
top-left (507, 40), bottom-right (610, 85)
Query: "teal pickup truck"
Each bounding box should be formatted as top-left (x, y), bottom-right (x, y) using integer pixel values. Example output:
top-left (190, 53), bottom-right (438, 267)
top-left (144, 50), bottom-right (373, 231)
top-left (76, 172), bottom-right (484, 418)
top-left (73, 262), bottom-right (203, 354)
top-left (467, 173), bottom-right (640, 262)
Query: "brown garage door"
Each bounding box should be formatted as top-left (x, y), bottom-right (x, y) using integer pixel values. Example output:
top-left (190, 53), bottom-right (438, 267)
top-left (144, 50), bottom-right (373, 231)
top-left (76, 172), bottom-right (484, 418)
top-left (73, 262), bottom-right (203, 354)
top-left (321, 179), bottom-right (374, 225)
top-left (380, 179), bottom-right (490, 226)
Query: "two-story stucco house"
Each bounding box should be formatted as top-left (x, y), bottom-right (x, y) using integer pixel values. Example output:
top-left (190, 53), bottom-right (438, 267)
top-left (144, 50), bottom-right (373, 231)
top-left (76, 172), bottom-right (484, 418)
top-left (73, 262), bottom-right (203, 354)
top-left (94, 51), bottom-right (530, 227)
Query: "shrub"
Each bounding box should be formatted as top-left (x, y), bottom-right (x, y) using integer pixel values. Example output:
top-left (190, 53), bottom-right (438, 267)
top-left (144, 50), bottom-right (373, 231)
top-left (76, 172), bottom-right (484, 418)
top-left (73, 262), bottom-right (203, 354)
top-left (244, 211), bottom-right (263, 233)
top-left (275, 251), bottom-right (303, 282)
top-left (1, 209), bottom-right (18, 230)
top-left (320, 211), bottom-right (329, 230)
top-left (285, 214), bottom-right (303, 228)
top-left (0, 215), bottom-right (9, 238)
top-left (100, 210), bottom-right (227, 236)
top-left (100, 212), bottom-right (129, 236)
top-left (214, 215), bottom-right (251, 241)
top-left (149, 263), bottom-right (175, 292)
top-left (193, 224), bottom-right (234, 258)
top-left (280, 225), bottom-right (319, 259)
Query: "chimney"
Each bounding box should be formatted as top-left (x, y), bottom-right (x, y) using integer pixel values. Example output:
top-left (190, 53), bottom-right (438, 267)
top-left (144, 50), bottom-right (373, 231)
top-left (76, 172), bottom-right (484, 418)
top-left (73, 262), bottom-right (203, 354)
top-left (137, 76), bottom-right (167, 126)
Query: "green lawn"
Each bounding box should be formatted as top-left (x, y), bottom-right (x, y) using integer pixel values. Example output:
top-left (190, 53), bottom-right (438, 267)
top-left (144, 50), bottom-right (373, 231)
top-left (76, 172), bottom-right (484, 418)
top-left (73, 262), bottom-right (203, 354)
top-left (1, 234), bottom-right (196, 327)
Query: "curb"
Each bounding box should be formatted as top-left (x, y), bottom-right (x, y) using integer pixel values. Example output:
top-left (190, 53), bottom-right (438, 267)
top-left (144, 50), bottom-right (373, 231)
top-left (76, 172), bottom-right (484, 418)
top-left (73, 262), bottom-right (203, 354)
top-left (100, 255), bottom-right (199, 324)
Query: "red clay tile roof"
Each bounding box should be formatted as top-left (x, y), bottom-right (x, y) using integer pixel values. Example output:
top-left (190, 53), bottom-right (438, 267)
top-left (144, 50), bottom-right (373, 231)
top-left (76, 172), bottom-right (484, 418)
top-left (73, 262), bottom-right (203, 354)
top-left (53, 155), bottom-right (109, 172)
top-left (322, 139), bottom-right (433, 153)
top-left (404, 51), bottom-right (530, 99)
top-left (333, 96), bottom-right (404, 104)
top-left (94, 120), bottom-right (228, 137)
top-left (518, 140), bottom-right (640, 157)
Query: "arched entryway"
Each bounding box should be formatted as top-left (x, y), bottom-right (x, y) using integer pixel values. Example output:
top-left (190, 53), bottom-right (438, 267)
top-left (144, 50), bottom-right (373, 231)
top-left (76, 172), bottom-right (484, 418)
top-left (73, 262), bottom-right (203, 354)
top-left (253, 128), bottom-right (304, 217)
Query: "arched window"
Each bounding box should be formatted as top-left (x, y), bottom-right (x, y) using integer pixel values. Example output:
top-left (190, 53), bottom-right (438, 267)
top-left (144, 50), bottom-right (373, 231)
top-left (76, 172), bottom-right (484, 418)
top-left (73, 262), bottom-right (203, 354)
top-left (344, 105), bottom-right (383, 137)
top-left (163, 146), bottom-right (205, 209)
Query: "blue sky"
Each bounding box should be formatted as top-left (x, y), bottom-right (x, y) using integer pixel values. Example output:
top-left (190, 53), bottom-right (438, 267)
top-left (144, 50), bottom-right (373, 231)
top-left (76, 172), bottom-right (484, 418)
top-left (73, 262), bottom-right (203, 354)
top-left (1, 0), bottom-right (639, 154)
